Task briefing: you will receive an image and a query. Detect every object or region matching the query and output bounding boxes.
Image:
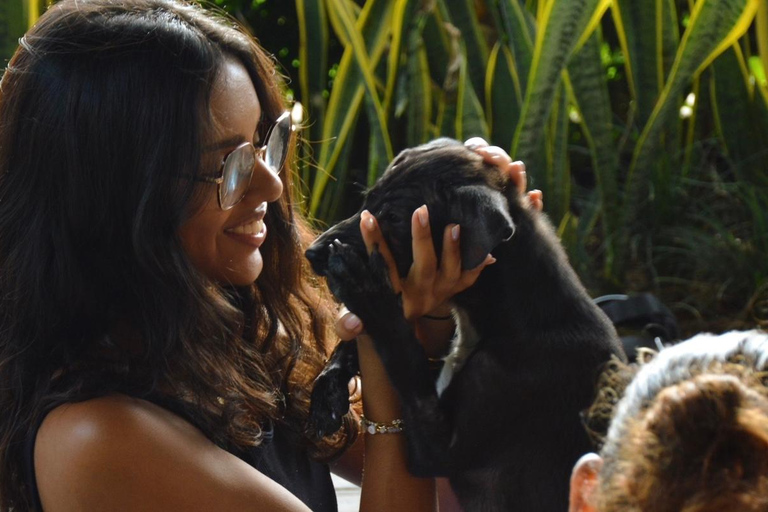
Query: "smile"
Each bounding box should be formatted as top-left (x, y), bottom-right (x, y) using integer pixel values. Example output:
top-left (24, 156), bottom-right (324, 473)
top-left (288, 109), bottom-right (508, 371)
top-left (224, 217), bottom-right (267, 247)
top-left (227, 218), bottom-right (264, 235)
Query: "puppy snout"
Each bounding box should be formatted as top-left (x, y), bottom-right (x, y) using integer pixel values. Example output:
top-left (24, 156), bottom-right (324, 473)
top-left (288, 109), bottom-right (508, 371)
top-left (305, 245), bottom-right (329, 276)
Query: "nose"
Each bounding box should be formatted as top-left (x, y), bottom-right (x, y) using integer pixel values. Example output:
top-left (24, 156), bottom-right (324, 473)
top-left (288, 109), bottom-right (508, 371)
top-left (244, 157), bottom-right (283, 204)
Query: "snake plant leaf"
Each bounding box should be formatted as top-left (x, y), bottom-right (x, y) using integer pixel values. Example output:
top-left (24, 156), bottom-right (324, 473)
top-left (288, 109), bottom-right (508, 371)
top-left (1, 0), bottom-right (25, 64)
top-left (546, 81), bottom-right (571, 226)
top-left (422, 4), bottom-right (452, 87)
top-left (619, 0), bottom-right (761, 271)
top-left (310, 0), bottom-right (393, 217)
top-left (712, 46), bottom-right (768, 186)
top-left (383, 0), bottom-right (419, 116)
top-left (296, 0), bottom-right (328, 184)
top-left (573, 0), bottom-right (611, 53)
top-left (567, 31), bottom-right (620, 278)
top-left (611, 0), bottom-right (680, 127)
top-left (328, 0), bottom-right (393, 160)
top-left (757, 1), bottom-right (768, 94)
top-left (405, 24), bottom-right (432, 148)
top-left (512, 0), bottom-right (603, 173)
top-left (485, 42), bottom-right (522, 151)
top-left (456, 41), bottom-right (488, 141)
top-left (439, 0), bottom-right (490, 104)
top-left (492, 0), bottom-right (534, 99)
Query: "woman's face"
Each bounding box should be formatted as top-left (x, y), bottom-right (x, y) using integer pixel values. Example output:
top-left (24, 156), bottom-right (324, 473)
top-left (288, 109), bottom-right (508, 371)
top-left (179, 58), bottom-right (283, 286)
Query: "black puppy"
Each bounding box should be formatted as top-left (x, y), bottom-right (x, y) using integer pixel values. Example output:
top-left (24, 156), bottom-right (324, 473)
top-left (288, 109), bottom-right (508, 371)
top-left (306, 139), bottom-right (625, 511)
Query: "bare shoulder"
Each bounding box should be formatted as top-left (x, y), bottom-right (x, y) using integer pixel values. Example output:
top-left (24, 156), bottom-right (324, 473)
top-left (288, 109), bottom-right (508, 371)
top-left (35, 395), bottom-right (310, 512)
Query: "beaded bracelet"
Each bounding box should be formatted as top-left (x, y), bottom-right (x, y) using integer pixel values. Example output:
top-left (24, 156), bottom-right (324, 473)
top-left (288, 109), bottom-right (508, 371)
top-left (360, 415), bottom-right (405, 434)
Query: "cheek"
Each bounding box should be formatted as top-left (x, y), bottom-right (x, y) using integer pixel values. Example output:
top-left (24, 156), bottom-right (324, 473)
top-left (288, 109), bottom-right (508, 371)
top-left (178, 192), bottom-right (229, 281)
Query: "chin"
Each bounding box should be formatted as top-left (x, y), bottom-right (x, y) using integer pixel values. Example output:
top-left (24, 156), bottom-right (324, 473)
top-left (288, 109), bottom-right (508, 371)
top-left (217, 251), bottom-right (264, 287)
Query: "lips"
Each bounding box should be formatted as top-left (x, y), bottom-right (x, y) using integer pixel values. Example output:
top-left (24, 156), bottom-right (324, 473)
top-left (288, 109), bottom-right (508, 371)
top-left (227, 218), bottom-right (264, 235)
top-left (224, 206), bottom-right (267, 247)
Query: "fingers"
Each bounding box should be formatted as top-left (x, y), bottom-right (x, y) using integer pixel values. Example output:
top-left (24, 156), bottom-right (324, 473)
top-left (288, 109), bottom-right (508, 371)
top-left (473, 145), bottom-right (512, 167)
top-left (456, 253), bottom-right (497, 291)
top-left (335, 307), bottom-right (363, 341)
top-left (527, 189), bottom-right (544, 212)
top-left (506, 160), bottom-right (527, 195)
top-left (464, 137), bottom-right (489, 150)
top-left (437, 224), bottom-right (461, 294)
top-left (409, 205), bottom-right (438, 287)
top-left (360, 210), bottom-right (402, 293)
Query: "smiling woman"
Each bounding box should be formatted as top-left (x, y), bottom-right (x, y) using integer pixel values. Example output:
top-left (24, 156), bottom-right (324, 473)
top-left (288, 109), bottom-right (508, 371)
top-left (0, 1), bottom-right (361, 510)
top-left (0, 1), bottom-right (531, 510)
top-left (179, 58), bottom-right (284, 286)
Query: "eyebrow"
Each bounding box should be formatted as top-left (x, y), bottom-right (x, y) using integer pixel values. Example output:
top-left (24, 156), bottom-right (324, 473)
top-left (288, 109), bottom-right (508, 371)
top-left (203, 136), bottom-right (245, 153)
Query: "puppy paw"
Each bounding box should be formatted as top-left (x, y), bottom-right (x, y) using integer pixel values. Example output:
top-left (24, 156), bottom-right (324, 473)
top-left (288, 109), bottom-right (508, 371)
top-left (308, 368), bottom-right (352, 438)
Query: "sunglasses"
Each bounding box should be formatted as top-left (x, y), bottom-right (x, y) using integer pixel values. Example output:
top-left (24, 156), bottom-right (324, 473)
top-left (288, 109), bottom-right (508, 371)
top-left (198, 111), bottom-right (292, 210)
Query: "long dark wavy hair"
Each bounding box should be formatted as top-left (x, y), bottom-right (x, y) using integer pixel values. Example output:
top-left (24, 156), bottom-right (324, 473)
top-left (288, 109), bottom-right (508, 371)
top-left (0, 1), bottom-right (355, 508)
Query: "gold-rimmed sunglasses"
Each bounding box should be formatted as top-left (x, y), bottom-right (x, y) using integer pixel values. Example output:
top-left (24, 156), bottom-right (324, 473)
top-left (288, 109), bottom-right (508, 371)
top-left (197, 111), bottom-right (292, 210)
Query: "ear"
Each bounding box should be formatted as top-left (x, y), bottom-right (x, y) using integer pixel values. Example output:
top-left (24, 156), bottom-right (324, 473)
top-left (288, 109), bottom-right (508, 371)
top-left (569, 453), bottom-right (603, 512)
top-left (450, 185), bottom-right (515, 269)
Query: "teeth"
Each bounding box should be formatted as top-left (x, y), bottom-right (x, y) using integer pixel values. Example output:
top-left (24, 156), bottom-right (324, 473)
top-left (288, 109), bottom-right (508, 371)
top-left (229, 219), bottom-right (264, 235)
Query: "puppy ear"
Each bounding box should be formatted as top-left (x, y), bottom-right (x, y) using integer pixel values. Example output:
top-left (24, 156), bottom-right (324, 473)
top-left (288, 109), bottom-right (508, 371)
top-left (451, 185), bottom-right (515, 269)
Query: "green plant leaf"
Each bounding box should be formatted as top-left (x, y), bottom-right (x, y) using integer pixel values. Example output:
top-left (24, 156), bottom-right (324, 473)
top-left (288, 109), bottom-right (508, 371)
top-left (296, 0), bottom-right (328, 184)
top-left (619, 0), bottom-right (761, 272)
top-left (567, 31), bottom-right (620, 279)
top-left (485, 42), bottom-right (521, 150)
top-left (711, 45), bottom-right (768, 186)
top-left (455, 41), bottom-right (488, 141)
top-left (512, 0), bottom-right (604, 174)
top-left (310, 0), bottom-right (394, 217)
top-left (405, 23), bottom-right (432, 147)
top-left (1, 0), bottom-right (25, 65)
top-left (492, 0), bottom-right (534, 99)
top-left (611, 0), bottom-right (680, 127)
top-left (439, 0), bottom-right (490, 103)
top-left (545, 81), bottom-right (571, 226)
top-left (383, 0), bottom-right (419, 115)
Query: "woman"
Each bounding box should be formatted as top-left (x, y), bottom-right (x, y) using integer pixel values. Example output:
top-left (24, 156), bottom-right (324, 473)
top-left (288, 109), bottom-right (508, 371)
top-left (571, 330), bottom-right (768, 512)
top-left (0, 1), bottom-right (539, 510)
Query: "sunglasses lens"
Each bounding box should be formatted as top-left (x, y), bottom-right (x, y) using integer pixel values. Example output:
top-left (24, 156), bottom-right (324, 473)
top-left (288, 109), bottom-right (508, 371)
top-left (220, 144), bottom-right (256, 210)
top-left (264, 113), bottom-right (291, 174)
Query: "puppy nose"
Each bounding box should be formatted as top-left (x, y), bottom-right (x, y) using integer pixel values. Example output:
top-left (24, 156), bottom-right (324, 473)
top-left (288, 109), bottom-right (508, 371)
top-left (305, 245), bottom-right (328, 276)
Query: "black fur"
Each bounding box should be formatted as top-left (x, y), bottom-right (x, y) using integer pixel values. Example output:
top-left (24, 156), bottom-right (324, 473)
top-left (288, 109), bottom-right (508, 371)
top-left (306, 139), bottom-right (626, 511)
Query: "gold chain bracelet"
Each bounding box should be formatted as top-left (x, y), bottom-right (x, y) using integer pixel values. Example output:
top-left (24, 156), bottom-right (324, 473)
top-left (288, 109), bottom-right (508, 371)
top-left (360, 415), bottom-right (405, 434)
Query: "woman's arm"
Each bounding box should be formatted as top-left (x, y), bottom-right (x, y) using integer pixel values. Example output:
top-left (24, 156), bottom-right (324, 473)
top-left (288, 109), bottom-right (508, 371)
top-left (35, 391), bottom-right (436, 511)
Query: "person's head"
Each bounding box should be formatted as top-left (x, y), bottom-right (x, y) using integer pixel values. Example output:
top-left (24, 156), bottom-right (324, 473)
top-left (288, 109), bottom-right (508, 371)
top-left (0, 0), bottom-right (352, 508)
top-left (572, 330), bottom-right (768, 512)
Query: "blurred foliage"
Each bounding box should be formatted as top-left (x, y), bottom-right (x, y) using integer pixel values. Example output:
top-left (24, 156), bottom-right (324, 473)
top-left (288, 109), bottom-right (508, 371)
top-left (4, 0), bottom-right (768, 336)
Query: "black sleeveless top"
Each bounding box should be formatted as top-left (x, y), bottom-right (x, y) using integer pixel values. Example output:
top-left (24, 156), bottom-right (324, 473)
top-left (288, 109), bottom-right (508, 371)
top-left (23, 394), bottom-right (338, 511)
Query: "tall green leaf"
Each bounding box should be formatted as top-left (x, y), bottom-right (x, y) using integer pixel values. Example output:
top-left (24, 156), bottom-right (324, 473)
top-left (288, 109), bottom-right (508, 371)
top-left (492, 0), bottom-right (534, 99)
top-left (404, 17), bottom-right (432, 148)
top-left (309, 0), bottom-right (393, 217)
top-left (296, 0), bottom-right (329, 184)
top-left (611, 0), bottom-right (680, 127)
top-left (440, 0), bottom-right (489, 103)
top-left (711, 45), bottom-right (768, 185)
top-left (619, 0), bottom-right (761, 271)
top-left (546, 81), bottom-right (571, 225)
top-left (455, 43), bottom-right (488, 141)
top-left (567, 31), bottom-right (620, 279)
top-left (1, 0), bottom-right (26, 65)
top-left (512, 0), bottom-right (602, 174)
top-left (485, 42), bottom-right (522, 150)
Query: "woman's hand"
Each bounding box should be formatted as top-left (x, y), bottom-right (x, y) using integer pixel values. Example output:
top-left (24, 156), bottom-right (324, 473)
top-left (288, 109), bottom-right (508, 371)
top-left (334, 139), bottom-right (544, 347)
